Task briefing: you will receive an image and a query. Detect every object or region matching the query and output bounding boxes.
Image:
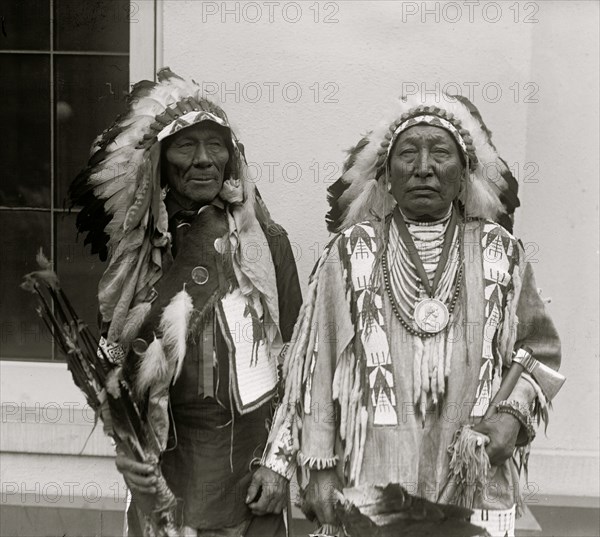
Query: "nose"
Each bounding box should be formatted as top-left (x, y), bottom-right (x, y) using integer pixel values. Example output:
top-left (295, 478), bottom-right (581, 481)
top-left (415, 148), bottom-right (433, 178)
top-left (192, 143), bottom-right (211, 167)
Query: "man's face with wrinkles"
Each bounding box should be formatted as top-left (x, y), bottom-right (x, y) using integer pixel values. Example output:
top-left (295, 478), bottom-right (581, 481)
top-left (164, 123), bottom-right (230, 208)
top-left (389, 125), bottom-right (464, 221)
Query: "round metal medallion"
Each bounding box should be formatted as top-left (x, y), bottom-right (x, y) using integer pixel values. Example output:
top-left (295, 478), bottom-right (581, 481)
top-left (131, 338), bottom-right (149, 356)
top-left (191, 265), bottom-right (209, 285)
top-left (413, 298), bottom-right (449, 334)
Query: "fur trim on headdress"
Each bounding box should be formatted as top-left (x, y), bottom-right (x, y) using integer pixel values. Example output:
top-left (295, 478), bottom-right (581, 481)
top-left (326, 93), bottom-right (520, 232)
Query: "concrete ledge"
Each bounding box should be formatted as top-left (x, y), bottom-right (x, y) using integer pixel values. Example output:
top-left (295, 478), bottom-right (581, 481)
top-left (1, 406), bottom-right (115, 456)
top-left (0, 452), bottom-right (126, 511)
top-left (1, 360), bottom-right (116, 456)
top-left (0, 504), bottom-right (125, 537)
top-left (528, 447), bottom-right (599, 500)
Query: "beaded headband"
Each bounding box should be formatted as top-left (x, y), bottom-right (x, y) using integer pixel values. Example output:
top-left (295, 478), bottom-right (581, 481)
top-left (386, 114), bottom-right (469, 160)
top-left (373, 105), bottom-right (479, 177)
top-left (135, 95), bottom-right (234, 149)
top-left (156, 110), bottom-right (229, 142)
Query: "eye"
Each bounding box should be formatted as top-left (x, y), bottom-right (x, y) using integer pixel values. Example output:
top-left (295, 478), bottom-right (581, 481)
top-left (398, 151), bottom-right (417, 161)
top-left (397, 146), bottom-right (417, 156)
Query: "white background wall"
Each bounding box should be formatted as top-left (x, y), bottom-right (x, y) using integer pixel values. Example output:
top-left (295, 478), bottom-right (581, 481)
top-left (161, 0), bottom-right (599, 500)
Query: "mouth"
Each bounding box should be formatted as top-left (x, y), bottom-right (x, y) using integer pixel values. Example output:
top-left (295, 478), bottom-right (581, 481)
top-left (408, 186), bottom-right (438, 193)
top-left (188, 176), bottom-right (217, 183)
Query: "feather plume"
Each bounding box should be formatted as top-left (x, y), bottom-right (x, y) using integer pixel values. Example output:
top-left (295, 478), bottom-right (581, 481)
top-left (158, 288), bottom-right (194, 383)
top-left (22, 268), bottom-right (180, 534)
top-left (325, 176), bottom-right (350, 232)
top-left (21, 250), bottom-right (59, 292)
top-left (105, 366), bottom-right (122, 398)
top-left (325, 136), bottom-right (373, 232)
top-left (136, 337), bottom-right (169, 397)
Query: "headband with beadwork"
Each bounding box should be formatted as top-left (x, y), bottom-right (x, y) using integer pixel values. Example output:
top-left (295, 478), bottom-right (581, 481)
top-left (378, 105), bottom-right (479, 175)
top-left (156, 110), bottom-right (228, 142)
top-left (386, 114), bottom-right (469, 161)
top-left (135, 93), bottom-right (239, 151)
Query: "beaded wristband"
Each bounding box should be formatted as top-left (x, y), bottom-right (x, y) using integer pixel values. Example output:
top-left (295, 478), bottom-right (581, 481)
top-left (310, 524), bottom-right (342, 537)
top-left (496, 399), bottom-right (532, 418)
top-left (494, 400), bottom-right (536, 446)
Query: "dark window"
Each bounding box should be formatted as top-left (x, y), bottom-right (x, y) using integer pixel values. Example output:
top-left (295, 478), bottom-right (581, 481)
top-left (0, 0), bottom-right (130, 359)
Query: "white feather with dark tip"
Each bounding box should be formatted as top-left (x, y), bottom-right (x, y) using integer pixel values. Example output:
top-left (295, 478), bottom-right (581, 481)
top-left (158, 288), bottom-right (194, 383)
top-left (136, 337), bottom-right (169, 396)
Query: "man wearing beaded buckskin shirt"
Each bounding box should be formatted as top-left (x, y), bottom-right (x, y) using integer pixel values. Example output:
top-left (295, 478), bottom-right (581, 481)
top-left (262, 94), bottom-right (562, 537)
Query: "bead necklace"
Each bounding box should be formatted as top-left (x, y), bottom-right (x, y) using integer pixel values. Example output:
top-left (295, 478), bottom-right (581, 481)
top-left (382, 214), bottom-right (464, 338)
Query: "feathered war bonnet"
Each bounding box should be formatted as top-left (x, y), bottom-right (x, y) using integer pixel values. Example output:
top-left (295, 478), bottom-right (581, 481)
top-left (70, 68), bottom-right (277, 344)
top-left (326, 93), bottom-right (520, 232)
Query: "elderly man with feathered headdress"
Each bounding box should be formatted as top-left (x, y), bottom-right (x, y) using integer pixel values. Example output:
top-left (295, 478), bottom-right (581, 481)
top-left (70, 69), bottom-right (302, 537)
top-left (262, 93), bottom-right (562, 537)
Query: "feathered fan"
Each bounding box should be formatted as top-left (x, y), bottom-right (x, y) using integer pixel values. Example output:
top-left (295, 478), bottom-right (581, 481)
top-left (21, 251), bottom-right (179, 537)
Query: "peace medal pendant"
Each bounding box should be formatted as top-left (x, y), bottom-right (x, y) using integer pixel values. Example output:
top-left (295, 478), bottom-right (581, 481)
top-left (414, 298), bottom-right (449, 334)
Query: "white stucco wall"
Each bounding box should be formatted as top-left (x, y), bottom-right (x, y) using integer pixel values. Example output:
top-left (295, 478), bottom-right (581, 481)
top-left (519, 1), bottom-right (599, 501)
top-left (161, 0), bottom-right (599, 500)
